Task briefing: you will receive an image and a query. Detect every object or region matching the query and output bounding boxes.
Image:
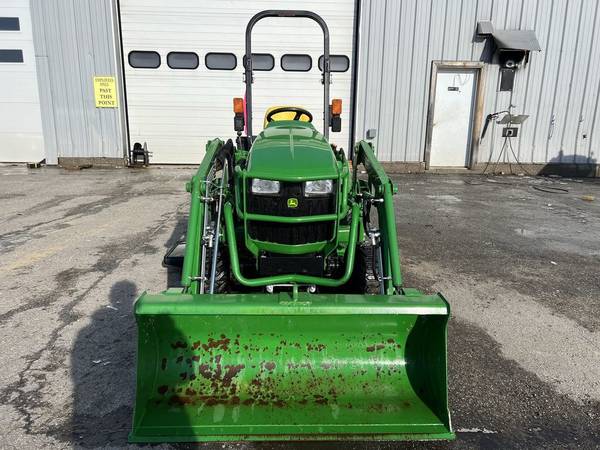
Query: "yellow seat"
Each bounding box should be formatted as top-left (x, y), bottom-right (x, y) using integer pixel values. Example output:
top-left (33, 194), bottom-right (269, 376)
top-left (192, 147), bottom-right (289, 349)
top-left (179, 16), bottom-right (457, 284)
top-left (263, 106), bottom-right (312, 128)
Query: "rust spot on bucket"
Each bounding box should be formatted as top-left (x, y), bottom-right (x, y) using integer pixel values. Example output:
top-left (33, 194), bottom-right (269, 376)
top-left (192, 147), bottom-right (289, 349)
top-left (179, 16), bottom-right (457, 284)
top-left (314, 394), bottom-right (328, 405)
top-left (306, 343), bottom-right (326, 352)
top-left (287, 362), bottom-right (312, 370)
top-left (366, 343), bottom-right (385, 352)
top-left (222, 364), bottom-right (245, 386)
top-left (157, 385), bottom-right (168, 395)
top-left (201, 335), bottom-right (230, 352)
top-left (263, 361), bottom-right (276, 371)
top-left (171, 341), bottom-right (187, 349)
top-left (205, 397), bottom-right (219, 406)
top-left (169, 395), bottom-right (193, 405)
top-left (199, 364), bottom-right (212, 379)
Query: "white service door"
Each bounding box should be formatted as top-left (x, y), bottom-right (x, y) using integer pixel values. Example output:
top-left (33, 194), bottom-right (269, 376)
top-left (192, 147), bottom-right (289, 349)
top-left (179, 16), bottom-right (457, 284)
top-left (120, 0), bottom-right (355, 164)
top-left (429, 69), bottom-right (477, 167)
top-left (0, 0), bottom-right (44, 162)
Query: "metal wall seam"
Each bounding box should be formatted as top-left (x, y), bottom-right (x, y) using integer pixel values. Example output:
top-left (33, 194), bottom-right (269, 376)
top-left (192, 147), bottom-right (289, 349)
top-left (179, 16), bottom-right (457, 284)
top-left (583, 0), bottom-right (600, 163)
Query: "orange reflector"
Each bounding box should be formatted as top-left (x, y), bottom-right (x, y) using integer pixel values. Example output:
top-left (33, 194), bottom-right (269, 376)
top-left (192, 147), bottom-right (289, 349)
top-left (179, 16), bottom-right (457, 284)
top-left (331, 98), bottom-right (342, 115)
top-left (233, 97), bottom-right (244, 114)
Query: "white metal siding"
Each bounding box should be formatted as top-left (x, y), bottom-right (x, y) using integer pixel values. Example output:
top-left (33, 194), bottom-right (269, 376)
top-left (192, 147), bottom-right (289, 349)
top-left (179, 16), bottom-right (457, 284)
top-left (30, 0), bottom-right (125, 164)
top-left (120, 0), bottom-right (355, 164)
top-left (356, 0), bottom-right (600, 165)
top-left (0, 0), bottom-right (44, 162)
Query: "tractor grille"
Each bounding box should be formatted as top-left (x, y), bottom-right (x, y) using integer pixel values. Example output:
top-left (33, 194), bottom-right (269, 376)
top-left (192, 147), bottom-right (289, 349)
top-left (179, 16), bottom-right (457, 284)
top-left (248, 221), bottom-right (334, 245)
top-left (247, 181), bottom-right (336, 217)
top-left (247, 181), bottom-right (336, 245)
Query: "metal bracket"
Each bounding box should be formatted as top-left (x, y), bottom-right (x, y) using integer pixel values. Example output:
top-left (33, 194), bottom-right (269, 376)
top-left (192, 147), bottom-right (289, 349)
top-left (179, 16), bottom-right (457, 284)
top-left (266, 284), bottom-right (317, 294)
top-left (367, 228), bottom-right (385, 295)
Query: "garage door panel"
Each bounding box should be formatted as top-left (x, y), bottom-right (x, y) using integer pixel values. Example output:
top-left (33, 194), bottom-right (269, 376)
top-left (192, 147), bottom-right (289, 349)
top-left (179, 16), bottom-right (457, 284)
top-left (121, 0), bottom-right (354, 163)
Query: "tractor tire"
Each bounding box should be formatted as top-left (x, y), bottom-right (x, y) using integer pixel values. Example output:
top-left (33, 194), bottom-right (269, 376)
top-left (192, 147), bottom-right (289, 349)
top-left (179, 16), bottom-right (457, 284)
top-left (205, 246), bottom-right (231, 294)
top-left (347, 242), bottom-right (380, 294)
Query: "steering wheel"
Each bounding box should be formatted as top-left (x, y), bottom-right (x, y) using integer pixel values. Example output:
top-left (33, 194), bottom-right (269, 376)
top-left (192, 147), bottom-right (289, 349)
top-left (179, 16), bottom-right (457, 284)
top-left (266, 106), bottom-right (313, 123)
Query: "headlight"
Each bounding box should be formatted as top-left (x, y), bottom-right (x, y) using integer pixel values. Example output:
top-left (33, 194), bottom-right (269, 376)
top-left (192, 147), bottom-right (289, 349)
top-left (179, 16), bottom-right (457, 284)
top-left (251, 178), bottom-right (280, 195)
top-left (304, 179), bottom-right (333, 196)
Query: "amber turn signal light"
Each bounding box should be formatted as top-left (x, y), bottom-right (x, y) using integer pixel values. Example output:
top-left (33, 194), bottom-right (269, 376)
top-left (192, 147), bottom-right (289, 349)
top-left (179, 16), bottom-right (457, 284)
top-left (331, 98), bottom-right (342, 115)
top-left (233, 97), bottom-right (244, 114)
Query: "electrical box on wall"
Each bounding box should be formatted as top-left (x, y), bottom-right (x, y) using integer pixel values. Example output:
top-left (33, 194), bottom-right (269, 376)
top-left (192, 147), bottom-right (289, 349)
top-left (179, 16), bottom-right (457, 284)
top-left (499, 68), bottom-right (516, 91)
top-left (502, 127), bottom-right (518, 138)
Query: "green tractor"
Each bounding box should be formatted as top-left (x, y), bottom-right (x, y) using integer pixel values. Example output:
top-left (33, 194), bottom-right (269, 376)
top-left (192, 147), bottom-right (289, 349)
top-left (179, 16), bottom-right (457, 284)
top-left (130, 10), bottom-right (453, 443)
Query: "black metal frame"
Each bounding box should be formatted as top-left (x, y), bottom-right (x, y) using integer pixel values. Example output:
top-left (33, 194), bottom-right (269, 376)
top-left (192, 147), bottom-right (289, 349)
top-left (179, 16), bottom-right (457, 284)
top-left (244, 10), bottom-right (331, 140)
top-left (242, 53), bottom-right (275, 71)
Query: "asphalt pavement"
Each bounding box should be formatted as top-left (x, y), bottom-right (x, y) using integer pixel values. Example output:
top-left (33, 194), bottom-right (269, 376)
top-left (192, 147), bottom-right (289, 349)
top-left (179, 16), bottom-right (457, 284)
top-left (0, 166), bottom-right (598, 449)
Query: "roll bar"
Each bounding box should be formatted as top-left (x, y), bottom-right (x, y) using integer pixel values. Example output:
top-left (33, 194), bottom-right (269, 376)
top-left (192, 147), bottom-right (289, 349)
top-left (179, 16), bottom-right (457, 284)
top-left (244, 10), bottom-right (331, 140)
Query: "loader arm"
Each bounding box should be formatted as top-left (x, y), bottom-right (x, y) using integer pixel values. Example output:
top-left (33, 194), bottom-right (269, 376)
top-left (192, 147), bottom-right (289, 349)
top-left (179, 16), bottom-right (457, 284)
top-left (353, 140), bottom-right (404, 293)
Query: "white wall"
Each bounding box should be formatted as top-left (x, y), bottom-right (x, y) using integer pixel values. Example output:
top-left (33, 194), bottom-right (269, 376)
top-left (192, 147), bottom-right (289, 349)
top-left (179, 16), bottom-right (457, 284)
top-left (0, 0), bottom-right (44, 163)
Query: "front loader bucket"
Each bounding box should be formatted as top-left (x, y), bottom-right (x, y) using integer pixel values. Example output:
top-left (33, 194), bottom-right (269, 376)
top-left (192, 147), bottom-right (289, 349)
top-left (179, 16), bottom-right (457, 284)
top-left (129, 290), bottom-right (454, 442)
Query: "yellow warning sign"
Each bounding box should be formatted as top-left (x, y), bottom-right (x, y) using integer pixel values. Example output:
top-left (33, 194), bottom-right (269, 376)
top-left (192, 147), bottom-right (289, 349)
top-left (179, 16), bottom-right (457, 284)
top-left (93, 76), bottom-right (118, 108)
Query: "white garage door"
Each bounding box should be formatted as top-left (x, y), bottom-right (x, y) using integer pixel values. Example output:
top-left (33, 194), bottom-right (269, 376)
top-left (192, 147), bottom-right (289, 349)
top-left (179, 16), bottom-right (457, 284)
top-left (0, 0), bottom-right (44, 162)
top-left (120, 0), bottom-right (355, 164)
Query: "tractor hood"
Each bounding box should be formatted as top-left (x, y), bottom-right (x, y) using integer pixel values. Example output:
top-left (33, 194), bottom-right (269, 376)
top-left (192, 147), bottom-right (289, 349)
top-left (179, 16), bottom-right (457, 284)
top-left (246, 121), bottom-right (338, 181)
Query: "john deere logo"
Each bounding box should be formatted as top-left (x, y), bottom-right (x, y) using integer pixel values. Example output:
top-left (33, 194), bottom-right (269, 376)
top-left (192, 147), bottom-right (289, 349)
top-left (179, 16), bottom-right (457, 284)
top-left (287, 198), bottom-right (298, 208)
